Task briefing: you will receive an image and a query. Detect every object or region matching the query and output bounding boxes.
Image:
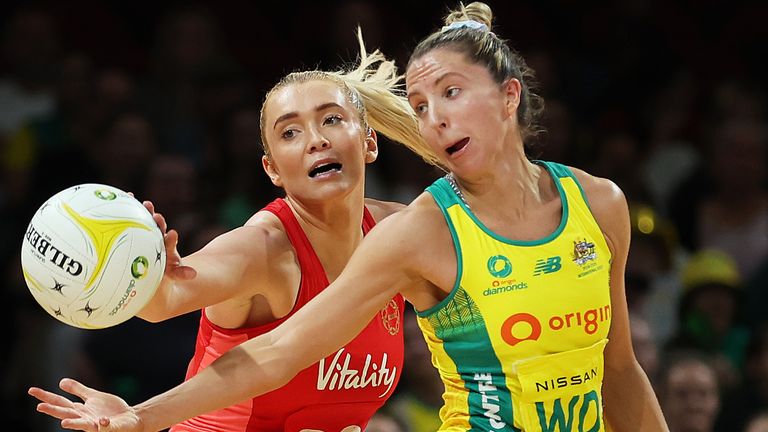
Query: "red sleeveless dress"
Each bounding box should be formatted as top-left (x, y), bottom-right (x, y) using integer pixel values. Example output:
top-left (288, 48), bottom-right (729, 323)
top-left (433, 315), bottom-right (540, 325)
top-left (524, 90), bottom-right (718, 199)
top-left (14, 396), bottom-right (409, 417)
top-left (171, 198), bottom-right (405, 432)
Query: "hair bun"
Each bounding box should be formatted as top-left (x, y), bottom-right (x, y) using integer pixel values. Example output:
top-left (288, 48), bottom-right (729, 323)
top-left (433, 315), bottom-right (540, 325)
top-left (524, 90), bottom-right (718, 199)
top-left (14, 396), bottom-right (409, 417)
top-left (444, 2), bottom-right (493, 29)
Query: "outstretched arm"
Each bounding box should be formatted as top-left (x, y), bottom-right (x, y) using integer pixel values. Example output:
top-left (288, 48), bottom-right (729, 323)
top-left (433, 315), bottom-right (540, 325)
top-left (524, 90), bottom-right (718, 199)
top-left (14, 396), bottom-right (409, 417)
top-left (576, 170), bottom-right (669, 431)
top-left (136, 202), bottom-right (274, 322)
top-left (30, 206), bottom-right (427, 431)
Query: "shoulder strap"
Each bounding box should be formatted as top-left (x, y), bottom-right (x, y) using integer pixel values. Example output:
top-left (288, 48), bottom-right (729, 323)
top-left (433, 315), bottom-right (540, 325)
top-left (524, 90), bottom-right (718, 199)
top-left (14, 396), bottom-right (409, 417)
top-left (362, 205), bottom-right (376, 234)
top-left (263, 198), bottom-right (326, 278)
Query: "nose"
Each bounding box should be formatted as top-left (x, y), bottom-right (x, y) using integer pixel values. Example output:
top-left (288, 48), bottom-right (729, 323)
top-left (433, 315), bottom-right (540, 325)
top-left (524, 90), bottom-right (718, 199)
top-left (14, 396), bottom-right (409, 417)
top-left (426, 104), bottom-right (448, 131)
top-left (307, 126), bottom-right (330, 153)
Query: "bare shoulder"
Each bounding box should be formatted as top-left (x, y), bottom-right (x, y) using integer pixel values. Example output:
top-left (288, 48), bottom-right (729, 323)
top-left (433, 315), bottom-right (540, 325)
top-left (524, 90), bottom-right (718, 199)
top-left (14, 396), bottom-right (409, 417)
top-left (364, 197), bottom-right (407, 222)
top-left (370, 193), bottom-right (444, 236)
top-left (363, 193), bottom-right (449, 265)
top-left (203, 209), bottom-right (295, 303)
top-left (568, 166), bottom-right (630, 253)
top-left (568, 167), bottom-right (628, 221)
top-left (203, 210), bottom-right (290, 257)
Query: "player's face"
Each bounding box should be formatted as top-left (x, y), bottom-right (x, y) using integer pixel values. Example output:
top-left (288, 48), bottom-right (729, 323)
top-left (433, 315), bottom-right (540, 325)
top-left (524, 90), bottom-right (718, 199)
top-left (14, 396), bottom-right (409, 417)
top-left (663, 362), bottom-right (720, 432)
top-left (406, 49), bottom-right (521, 179)
top-left (262, 80), bottom-right (377, 202)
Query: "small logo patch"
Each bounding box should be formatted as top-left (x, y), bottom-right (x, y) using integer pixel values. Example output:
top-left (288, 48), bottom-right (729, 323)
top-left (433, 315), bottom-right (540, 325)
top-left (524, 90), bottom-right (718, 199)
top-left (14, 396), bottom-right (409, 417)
top-left (487, 255), bottom-right (513, 278)
top-left (572, 238), bottom-right (597, 266)
top-left (534, 256), bottom-right (562, 276)
top-left (380, 299), bottom-right (400, 335)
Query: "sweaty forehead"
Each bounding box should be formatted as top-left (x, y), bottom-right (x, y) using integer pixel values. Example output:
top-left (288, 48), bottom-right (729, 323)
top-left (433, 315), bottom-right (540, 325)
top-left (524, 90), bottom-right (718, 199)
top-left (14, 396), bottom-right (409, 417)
top-left (267, 80), bottom-right (349, 118)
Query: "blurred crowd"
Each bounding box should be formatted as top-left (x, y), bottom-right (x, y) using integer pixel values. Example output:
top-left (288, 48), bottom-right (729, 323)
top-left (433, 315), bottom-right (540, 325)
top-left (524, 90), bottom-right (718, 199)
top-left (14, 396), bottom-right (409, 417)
top-left (1, 1), bottom-right (766, 431)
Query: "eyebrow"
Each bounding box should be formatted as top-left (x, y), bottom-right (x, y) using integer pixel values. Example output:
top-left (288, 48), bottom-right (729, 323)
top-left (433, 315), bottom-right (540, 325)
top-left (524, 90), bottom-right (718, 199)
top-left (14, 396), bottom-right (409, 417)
top-left (273, 102), bottom-right (344, 130)
top-left (406, 72), bottom-right (463, 100)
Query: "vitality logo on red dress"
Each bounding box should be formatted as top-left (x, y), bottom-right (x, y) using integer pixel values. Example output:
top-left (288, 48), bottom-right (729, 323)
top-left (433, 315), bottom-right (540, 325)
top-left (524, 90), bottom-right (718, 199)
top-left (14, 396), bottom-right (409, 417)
top-left (316, 349), bottom-right (398, 398)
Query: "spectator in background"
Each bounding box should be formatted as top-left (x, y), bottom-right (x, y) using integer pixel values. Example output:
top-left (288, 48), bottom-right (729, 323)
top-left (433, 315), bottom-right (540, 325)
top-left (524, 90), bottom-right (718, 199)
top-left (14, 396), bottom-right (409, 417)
top-left (95, 68), bottom-right (136, 111)
top-left (626, 203), bottom-right (681, 344)
top-left (631, 314), bottom-right (661, 389)
top-left (0, 5), bottom-right (58, 138)
top-left (142, 153), bottom-right (202, 254)
top-left (204, 103), bottom-right (280, 229)
top-left (696, 121), bottom-right (767, 281)
top-left (746, 413), bottom-right (768, 432)
top-left (668, 119), bottom-right (767, 281)
top-left (141, 5), bottom-right (239, 165)
top-left (5, 52), bottom-right (101, 211)
top-left (95, 109), bottom-right (158, 194)
top-left (666, 249), bottom-right (750, 391)
top-left (660, 352), bottom-right (720, 432)
top-left (639, 70), bottom-right (701, 216)
top-left (716, 325), bottom-right (768, 431)
top-left (590, 129), bottom-right (652, 204)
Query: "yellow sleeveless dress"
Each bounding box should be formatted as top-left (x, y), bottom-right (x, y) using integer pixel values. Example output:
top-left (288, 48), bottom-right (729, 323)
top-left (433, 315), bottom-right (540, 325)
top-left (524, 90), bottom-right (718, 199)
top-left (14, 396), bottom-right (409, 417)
top-left (419, 161), bottom-right (612, 431)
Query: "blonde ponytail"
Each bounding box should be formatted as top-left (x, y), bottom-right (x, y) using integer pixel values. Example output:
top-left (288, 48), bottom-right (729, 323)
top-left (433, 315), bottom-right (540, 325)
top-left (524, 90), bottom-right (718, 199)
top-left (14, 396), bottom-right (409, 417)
top-left (330, 28), bottom-right (440, 167)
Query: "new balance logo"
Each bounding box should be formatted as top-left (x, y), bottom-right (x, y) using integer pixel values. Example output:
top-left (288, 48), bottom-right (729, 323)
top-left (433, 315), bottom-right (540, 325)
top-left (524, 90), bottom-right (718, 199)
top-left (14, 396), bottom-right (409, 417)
top-left (534, 256), bottom-right (562, 276)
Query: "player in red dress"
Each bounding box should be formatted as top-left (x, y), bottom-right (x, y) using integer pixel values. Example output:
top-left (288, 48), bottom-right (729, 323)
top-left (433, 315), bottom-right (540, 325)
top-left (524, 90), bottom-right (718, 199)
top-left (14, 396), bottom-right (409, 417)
top-left (146, 33), bottom-right (417, 432)
top-left (170, 197), bottom-right (404, 431)
top-left (31, 32), bottom-right (422, 432)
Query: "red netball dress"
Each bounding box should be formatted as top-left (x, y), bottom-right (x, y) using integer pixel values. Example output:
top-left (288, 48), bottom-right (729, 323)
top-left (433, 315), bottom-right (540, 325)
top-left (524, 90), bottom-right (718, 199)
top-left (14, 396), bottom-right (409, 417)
top-left (171, 198), bottom-right (404, 432)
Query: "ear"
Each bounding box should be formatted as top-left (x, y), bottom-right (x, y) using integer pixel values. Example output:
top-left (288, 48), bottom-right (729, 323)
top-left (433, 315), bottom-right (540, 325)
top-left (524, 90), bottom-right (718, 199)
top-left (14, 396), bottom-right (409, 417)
top-left (262, 155), bottom-right (283, 187)
top-left (504, 78), bottom-right (522, 118)
top-left (364, 128), bottom-right (379, 164)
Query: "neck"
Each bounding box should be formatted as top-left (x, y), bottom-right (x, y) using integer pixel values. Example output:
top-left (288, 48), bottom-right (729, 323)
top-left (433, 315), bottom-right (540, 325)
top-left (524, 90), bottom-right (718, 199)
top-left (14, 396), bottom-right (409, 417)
top-left (284, 189), bottom-right (366, 279)
top-left (453, 153), bottom-right (545, 219)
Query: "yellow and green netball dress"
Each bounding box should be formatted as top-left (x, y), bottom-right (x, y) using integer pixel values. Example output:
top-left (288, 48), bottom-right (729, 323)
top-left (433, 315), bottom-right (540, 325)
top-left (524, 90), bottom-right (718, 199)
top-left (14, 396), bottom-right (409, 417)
top-left (421, 161), bottom-right (612, 432)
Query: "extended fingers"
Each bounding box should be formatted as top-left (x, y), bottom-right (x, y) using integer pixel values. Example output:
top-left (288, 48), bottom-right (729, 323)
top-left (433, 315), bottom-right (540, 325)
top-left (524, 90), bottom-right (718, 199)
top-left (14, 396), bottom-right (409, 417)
top-left (61, 417), bottom-right (100, 432)
top-left (143, 201), bottom-right (168, 233)
top-left (142, 200), bottom-right (154, 214)
top-left (165, 230), bottom-right (180, 257)
top-left (37, 402), bottom-right (82, 420)
top-left (60, 378), bottom-right (97, 400)
top-left (154, 212), bottom-right (167, 233)
top-left (29, 387), bottom-right (76, 407)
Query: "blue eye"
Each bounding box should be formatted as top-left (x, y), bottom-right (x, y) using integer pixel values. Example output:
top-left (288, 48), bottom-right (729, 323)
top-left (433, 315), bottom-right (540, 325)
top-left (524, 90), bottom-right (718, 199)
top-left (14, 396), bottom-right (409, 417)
top-left (281, 129), bottom-right (297, 140)
top-left (324, 114), bottom-right (342, 125)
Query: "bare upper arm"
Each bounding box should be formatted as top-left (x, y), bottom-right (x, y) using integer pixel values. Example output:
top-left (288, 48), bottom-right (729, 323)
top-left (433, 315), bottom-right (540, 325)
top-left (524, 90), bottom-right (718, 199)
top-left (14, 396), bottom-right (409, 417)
top-left (165, 212), bottom-right (289, 312)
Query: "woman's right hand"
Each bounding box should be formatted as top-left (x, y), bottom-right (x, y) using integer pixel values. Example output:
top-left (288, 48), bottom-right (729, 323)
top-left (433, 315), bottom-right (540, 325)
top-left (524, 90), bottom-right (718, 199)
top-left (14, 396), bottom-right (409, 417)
top-left (143, 200), bottom-right (197, 281)
top-left (29, 379), bottom-right (144, 432)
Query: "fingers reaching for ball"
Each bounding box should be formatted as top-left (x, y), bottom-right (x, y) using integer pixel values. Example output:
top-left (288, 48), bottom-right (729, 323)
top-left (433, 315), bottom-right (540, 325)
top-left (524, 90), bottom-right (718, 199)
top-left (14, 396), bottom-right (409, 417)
top-left (142, 200), bottom-right (168, 234)
top-left (164, 229), bottom-right (197, 280)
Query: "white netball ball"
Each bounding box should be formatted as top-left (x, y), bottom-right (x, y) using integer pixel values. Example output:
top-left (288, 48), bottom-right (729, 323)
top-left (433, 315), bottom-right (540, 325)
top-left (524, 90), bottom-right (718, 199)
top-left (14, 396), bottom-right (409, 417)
top-left (20, 184), bottom-right (166, 329)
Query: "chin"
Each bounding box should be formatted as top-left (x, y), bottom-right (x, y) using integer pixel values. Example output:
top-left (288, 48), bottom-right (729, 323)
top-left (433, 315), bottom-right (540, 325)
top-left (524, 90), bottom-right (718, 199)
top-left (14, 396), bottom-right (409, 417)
top-left (311, 181), bottom-right (359, 201)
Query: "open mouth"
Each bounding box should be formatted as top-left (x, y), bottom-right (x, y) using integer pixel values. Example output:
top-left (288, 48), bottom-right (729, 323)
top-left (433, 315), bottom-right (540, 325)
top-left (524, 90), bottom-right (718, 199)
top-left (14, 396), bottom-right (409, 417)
top-left (447, 138), bottom-right (469, 155)
top-left (309, 162), bottom-right (342, 178)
